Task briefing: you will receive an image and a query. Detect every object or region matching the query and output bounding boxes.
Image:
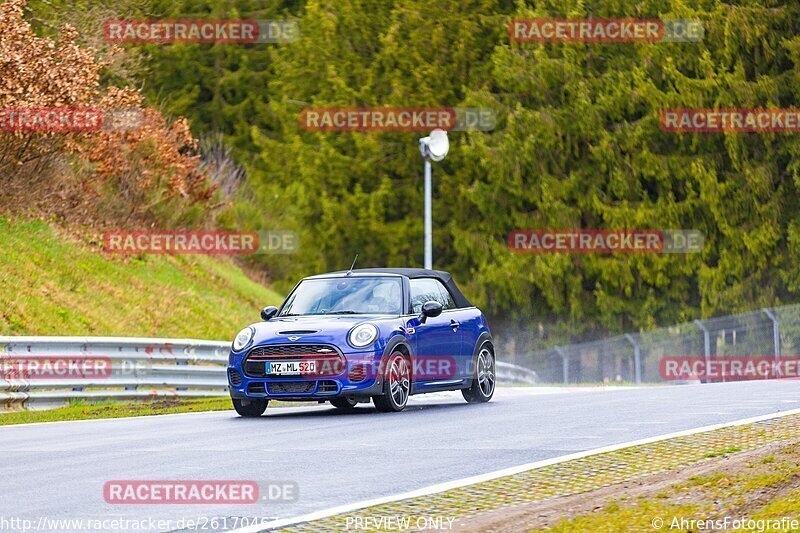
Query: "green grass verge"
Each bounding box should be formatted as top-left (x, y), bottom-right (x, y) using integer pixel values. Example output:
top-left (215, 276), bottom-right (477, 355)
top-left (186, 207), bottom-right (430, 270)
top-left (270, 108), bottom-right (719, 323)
top-left (541, 501), bottom-right (704, 532)
top-left (0, 217), bottom-right (283, 338)
top-left (0, 397), bottom-right (317, 425)
top-left (0, 397), bottom-right (234, 425)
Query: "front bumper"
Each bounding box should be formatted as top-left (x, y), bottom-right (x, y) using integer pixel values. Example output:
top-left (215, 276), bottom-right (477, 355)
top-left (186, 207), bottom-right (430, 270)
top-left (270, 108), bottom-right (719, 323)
top-left (227, 347), bottom-right (384, 401)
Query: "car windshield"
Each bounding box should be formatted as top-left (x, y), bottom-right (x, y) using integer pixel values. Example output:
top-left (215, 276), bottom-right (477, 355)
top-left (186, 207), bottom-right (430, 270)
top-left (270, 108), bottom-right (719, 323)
top-left (279, 277), bottom-right (404, 316)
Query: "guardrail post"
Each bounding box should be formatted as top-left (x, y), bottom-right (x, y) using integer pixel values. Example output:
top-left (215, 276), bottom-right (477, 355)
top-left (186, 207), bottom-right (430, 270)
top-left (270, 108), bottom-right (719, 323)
top-left (554, 346), bottom-right (568, 384)
top-left (762, 308), bottom-right (781, 361)
top-left (624, 334), bottom-right (642, 384)
top-left (176, 359), bottom-right (188, 391)
top-left (694, 319), bottom-right (711, 382)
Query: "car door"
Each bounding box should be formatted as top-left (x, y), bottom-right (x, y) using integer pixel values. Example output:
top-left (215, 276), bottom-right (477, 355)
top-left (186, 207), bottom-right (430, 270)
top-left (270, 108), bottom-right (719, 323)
top-left (434, 280), bottom-right (476, 380)
top-left (408, 278), bottom-right (463, 388)
top-left (447, 306), bottom-right (482, 379)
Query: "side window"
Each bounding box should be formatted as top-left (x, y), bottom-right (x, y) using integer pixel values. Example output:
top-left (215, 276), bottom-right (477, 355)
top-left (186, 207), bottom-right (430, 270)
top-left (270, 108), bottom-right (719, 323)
top-left (409, 278), bottom-right (456, 313)
top-left (437, 282), bottom-right (456, 310)
top-left (410, 278), bottom-right (444, 314)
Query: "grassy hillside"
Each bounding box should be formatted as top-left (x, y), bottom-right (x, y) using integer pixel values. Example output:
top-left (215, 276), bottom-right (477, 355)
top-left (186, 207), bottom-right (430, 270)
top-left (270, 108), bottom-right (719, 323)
top-left (0, 218), bottom-right (283, 339)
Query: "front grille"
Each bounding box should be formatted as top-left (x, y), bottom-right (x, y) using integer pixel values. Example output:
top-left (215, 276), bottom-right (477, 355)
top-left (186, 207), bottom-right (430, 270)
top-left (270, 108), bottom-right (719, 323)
top-left (244, 344), bottom-right (346, 378)
top-left (317, 380), bottom-right (338, 394)
top-left (247, 344), bottom-right (339, 359)
top-left (267, 381), bottom-right (315, 394)
top-left (228, 369), bottom-right (243, 386)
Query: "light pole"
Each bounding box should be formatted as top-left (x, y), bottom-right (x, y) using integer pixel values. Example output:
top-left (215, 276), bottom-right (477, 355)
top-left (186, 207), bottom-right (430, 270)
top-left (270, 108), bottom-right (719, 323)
top-left (418, 129), bottom-right (449, 269)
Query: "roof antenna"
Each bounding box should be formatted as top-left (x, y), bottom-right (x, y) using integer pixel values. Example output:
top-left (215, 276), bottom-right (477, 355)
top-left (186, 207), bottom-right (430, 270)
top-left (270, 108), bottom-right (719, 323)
top-left (346, 253), bottom-right (359, 276)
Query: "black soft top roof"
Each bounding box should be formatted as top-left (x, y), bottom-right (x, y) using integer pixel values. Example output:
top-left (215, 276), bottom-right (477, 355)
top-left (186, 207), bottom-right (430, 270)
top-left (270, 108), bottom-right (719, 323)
top-left (322, 268), bottom-right (473, 308)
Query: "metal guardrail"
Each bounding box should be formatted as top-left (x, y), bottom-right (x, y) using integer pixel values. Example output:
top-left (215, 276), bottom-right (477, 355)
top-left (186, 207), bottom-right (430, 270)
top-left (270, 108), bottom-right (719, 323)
top-left (495, 361), bottom-right (538, 384)
top-left (0, 336), bottom-right (536, 410)
top-left (0, 337), bottom-right (231, 410)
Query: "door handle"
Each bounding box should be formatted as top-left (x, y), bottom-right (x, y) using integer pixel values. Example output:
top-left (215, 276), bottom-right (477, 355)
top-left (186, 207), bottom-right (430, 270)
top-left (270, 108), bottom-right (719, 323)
top-left (450, 320), bottom-right (460, 330)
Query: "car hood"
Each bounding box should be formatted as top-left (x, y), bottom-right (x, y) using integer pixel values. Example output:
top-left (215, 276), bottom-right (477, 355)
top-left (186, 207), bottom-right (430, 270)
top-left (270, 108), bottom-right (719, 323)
top-left (249, 314), bottom-right (402, 348)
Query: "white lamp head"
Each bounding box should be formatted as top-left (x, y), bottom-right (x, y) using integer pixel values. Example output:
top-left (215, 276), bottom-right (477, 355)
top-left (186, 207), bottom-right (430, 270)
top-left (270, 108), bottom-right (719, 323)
top-left (419, 129), bottom-right (449, 162)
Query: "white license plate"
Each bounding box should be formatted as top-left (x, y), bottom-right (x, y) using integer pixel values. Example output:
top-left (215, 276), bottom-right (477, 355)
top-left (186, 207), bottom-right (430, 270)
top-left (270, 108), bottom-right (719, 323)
top-left (265, 361), bottom-right (316, 375)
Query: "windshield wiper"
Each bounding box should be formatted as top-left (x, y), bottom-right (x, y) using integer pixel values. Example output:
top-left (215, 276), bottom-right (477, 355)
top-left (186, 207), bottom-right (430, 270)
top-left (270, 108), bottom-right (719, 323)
top-left (326, 310), bottom-right (361, 314)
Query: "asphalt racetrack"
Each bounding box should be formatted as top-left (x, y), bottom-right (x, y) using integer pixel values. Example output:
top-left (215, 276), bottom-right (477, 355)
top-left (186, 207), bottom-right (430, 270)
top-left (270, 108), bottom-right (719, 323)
top-left (1, 381), bottom-right (799, 531)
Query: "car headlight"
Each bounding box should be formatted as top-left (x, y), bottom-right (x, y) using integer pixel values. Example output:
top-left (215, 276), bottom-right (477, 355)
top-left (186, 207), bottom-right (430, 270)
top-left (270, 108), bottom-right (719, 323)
top-left (232, 326), bottom-right (255, 352)
top-left (349, 323), bottom-right (378, 348)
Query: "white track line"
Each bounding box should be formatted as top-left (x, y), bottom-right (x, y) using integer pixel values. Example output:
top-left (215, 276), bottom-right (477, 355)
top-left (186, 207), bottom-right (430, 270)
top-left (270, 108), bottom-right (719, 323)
top-left (228, 406), bottom-right (800, 532)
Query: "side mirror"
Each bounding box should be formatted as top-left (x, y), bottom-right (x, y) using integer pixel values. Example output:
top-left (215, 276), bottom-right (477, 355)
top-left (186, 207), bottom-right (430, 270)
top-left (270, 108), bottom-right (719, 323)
top-left (261, 306), bottom-right (279, 321)
top-left (419, 300), bottom-right (443, 324)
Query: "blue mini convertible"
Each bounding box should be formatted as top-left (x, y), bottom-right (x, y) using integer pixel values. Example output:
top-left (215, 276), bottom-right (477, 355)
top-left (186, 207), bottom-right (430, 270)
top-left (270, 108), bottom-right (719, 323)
top-left (227, 268), bottom-right (496, 416)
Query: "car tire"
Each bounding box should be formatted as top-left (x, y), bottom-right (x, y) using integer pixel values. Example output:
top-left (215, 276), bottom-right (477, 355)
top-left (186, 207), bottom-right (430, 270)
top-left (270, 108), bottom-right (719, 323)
top-left (373, 351), bottom-right (410, 413)
top-left (330, 397), bottom-right (359, 410)
top-left (462, 344), bottom-right (495, 403)
top-left (232, 397), bottom-right (268, 417)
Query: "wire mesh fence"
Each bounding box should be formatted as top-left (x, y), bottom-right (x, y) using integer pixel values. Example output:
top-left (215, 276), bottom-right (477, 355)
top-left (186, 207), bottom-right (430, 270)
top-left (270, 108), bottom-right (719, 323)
top-left (505, 305), bottom-right (799, 384)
